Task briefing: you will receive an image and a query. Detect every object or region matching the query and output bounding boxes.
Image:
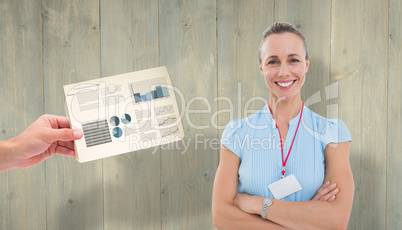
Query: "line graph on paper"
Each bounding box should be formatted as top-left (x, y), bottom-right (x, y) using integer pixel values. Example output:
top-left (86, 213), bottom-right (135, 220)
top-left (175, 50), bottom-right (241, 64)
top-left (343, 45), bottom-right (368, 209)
top-left (155, 105), bottom-right (174, 117)
top-left (158, 116), bottom-right (177, 127)
top-left (161, 126), bottom-right (180, 137)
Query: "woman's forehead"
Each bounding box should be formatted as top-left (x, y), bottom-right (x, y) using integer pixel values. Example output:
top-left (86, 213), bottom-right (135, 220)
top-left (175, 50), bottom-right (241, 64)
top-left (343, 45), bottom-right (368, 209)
top-left (261, 33), bottom-right (305, 59)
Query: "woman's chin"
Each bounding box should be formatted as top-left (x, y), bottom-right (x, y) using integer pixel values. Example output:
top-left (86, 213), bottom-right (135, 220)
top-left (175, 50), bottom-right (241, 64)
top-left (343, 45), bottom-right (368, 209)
top-left (271, 93), bottom-right (300, 102)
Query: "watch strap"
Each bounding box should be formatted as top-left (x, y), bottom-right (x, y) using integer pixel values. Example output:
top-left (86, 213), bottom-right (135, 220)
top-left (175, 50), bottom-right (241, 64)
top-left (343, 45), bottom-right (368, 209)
top-left (261, 197), bottom-right (273, 220)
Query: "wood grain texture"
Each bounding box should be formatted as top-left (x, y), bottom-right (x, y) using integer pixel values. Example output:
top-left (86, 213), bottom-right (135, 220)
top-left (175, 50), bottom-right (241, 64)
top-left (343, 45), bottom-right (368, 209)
top-left (159, 0), bottom-right (217, 229)
top-left (0, 0), bottom-right (45, 229)
top-left (100, 0), bottom-right (161, 229)
top-left (387, 0), bottom-right (402, 228)
top-left (275, 0), bottom-right (331, 117)
top-left (217, 0), bottom-right (274, 132)
top-left (0, 1), bottom-right (400, 229)
top-left (331, 0), bottom-right (388, 229)
top-left (42, 0), bottom-right (103, 229)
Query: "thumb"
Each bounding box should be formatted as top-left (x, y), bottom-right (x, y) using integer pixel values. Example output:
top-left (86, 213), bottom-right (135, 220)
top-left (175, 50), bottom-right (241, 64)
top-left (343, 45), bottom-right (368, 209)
top-left (48, 128), bottom-right (83, 142)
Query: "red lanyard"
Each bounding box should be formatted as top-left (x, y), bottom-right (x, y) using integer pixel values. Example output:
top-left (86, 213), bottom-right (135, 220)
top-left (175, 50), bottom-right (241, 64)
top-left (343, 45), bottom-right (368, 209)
top-left (268, 103), bottom-right (304, 179)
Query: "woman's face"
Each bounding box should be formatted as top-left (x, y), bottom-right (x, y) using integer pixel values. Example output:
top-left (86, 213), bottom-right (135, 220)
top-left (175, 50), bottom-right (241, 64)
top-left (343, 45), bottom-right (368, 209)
top-left (259, 32), bottom-right (310, 101)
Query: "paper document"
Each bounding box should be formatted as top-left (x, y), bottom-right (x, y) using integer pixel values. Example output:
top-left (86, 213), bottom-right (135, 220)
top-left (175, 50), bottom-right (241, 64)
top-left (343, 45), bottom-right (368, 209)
top-left (64, 66), bottom-right (184, 163)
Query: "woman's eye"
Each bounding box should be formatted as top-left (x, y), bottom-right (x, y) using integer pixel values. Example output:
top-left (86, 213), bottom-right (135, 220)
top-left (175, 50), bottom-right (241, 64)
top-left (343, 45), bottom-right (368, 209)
top-left (290, 59), bottom-right (299, 63)
top-left (268, 60), bottom-right (277, 65)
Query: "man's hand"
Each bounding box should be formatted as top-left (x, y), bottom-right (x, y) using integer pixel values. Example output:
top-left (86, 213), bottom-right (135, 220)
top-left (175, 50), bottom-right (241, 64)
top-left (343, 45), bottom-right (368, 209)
top-left (0, 114), bottom-right (83, 172)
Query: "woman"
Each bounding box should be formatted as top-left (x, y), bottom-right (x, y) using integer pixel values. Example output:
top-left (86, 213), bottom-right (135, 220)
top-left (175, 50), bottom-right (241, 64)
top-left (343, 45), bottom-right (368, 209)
top-left (212, 22), bottom-right (354, 229)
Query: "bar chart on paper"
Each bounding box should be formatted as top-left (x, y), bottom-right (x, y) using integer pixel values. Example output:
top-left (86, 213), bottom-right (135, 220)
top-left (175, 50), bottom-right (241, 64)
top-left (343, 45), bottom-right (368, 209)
top-left (129, 77), bottom-right (170, 103)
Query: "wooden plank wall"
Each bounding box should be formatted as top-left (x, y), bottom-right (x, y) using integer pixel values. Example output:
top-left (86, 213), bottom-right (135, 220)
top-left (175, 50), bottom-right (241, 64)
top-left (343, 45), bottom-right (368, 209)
top-left (101, 1), bottom-right (161, 229)
top-left (159, 1), bottom-right (217, 229)
top-left (0, 0), bottom-right (45, 229)
top-left (217, 0), bottom-right (273, 128)
top-left (332, 1), bottom-right (389, 229)
top-left (0, 0), bottom-right (400, 229)
top-left (42, 0), bottom-right (103, 229)
top-left (387, 0), bottom-right (402, 229)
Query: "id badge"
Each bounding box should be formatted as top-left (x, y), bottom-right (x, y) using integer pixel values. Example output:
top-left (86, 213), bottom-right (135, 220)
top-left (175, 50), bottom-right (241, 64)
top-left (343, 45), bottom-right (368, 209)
top-left (268, 174), bottom-right (302, 200)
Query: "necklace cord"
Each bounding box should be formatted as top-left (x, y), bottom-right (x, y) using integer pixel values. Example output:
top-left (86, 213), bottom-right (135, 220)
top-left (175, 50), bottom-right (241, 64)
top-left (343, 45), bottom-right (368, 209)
top-left (268, 103), bottom-right (304, 176)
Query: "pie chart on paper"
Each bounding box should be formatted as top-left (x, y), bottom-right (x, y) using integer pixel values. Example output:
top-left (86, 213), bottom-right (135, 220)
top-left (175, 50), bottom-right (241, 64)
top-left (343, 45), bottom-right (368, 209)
top-left (110, 116), bottom-right (120, 126)
top-left (121, 114), bottom-right (131, 124)
top-left (112, 127), bottom-right (123, 138)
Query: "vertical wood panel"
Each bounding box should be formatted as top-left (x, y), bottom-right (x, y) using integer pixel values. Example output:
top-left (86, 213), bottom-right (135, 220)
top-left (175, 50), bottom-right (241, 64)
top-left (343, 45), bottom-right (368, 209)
top-left (275, 0), bottom-right (331, 117)
top-left (0, 0), bottom-right (45, 229)
top-left (42, 0), bottom-right (103, 229)
top-left (217, 0), bottom-right (274, 131)
top-left (159, 0), bottom-right (217, 229)
top-left (331, 0), bottom-right (388, 229)
top-left (0, 1), bottom-right (399, 229)
top-left (387, 0), bottom-right (402, 228)
top-left (100, 0), bottom-right (161, 229)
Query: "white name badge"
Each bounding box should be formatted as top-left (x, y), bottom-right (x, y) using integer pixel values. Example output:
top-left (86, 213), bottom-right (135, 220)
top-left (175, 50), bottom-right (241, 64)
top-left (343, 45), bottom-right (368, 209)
top-left (268, 174), bottom-right (302, 200)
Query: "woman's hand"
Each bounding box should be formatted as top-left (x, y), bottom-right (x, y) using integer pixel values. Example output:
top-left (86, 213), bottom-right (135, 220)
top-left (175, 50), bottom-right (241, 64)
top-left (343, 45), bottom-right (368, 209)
top-left (213, 147), bottom-right (286, 229)
top-left (311, 181), bottom-right (339, 202)
top-left (234, 193), bottom-right (264, 215)
top-left (234, 181), bottom-right (339, 216)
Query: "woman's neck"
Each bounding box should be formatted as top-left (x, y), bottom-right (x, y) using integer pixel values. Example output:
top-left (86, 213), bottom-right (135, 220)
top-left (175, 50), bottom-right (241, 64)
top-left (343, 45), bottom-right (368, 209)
top-left (268, 94), bottom-right (303, 123)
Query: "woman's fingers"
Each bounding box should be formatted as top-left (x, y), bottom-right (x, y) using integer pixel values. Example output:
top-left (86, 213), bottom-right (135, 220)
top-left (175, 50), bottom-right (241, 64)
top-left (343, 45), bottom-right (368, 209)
top-left (312, 182), bottom-right (338, 201)
top-left (316, 181), bottom-right (330, 193)
top-left (321, 183), bottom-right (337, 197)
top-left (328, 195), bottom-right (336, 202)
top-left (312, 181), bottom-right (331, 200)
top-left (319, 188), bottom-right (339, 201)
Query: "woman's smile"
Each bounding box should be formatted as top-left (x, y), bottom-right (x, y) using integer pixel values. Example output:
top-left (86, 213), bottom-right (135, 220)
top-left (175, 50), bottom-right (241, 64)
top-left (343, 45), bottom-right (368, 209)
top-left (275, 80), bottom-right (296, 89)
top-left (259, 32), bottom-right (309, 101)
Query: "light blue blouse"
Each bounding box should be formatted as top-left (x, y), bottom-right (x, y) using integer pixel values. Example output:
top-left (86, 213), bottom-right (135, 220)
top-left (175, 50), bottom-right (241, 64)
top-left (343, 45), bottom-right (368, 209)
top-left (220, 104), bottom-right (352, 201)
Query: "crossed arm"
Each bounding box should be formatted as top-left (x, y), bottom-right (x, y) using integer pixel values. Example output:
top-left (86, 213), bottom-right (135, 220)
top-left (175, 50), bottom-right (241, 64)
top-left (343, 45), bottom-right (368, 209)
top-left (212, 142), bottom-right (354, 230)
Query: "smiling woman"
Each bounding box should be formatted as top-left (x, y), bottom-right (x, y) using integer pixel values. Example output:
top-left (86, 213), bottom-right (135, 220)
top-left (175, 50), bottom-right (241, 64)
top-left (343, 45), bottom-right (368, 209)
top-left (260, 25), bottom-right (309, 109)
top-left (212, 22), bottom-right (354, 230)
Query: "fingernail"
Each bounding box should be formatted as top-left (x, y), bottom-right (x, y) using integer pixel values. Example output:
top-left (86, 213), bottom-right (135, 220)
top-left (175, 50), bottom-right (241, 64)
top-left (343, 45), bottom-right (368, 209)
top-left (334, 188), bottom-right (339, 192)
top-left (74, 130), bottom-right (82, 139)
top-left (325, 181), bottom-right (330, 185)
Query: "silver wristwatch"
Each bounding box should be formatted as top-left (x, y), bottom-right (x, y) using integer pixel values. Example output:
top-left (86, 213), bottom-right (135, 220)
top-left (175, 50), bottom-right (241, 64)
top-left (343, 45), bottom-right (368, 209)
top-left (261, 198), bottom-right (273, 219)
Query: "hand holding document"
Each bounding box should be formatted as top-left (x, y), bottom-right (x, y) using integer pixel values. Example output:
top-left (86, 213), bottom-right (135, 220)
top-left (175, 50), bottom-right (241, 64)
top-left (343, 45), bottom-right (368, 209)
top-left (64, 66), bottom-right (184, 162)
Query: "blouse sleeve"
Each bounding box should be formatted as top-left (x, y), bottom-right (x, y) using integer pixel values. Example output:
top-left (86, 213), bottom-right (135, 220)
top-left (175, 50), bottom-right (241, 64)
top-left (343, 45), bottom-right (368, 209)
top-left (320, 119), bottom-right (352, 148)
top-left (220, 119), bottom-right (244, 159)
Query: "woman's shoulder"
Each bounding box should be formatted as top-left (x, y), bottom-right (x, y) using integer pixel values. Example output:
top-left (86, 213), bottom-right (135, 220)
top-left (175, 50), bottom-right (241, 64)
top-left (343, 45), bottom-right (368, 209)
top-left (304, 106), bottom-right (352, 146)
top-left (221, 119), bottom-right (244, 141)
top-left (220, 107), bottom-right (268, 159)
top-left (223, 106), bottom-right (268, 133)
top-left (305, 107), bottom-right (348, 130)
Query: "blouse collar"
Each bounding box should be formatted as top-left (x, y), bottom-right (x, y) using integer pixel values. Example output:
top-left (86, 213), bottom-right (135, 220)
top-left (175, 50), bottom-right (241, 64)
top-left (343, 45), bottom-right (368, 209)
top-left (264, 104), bottom-right (305, 129)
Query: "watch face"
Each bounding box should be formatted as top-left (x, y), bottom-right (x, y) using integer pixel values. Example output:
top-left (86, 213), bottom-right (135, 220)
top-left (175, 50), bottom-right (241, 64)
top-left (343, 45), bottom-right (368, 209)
top-left (264, 198), bottom-right (273, 205)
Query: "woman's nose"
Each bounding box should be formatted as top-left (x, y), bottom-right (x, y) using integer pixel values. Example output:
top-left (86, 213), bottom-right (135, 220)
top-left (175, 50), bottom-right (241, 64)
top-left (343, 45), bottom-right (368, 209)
top-left (278, 64), bottom-right (290, 77)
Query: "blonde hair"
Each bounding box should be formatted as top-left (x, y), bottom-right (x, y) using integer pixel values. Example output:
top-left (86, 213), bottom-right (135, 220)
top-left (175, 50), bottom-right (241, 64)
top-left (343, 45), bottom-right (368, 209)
top-left (258, 22), bottom-right (309, 63)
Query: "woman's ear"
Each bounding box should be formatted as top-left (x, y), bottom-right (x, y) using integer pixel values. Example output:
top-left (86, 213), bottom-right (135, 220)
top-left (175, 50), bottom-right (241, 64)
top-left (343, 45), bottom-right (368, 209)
top-left (305, 57), bottom-right (311, 73)
top-left (258, 61), bottom-right (263, 75)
